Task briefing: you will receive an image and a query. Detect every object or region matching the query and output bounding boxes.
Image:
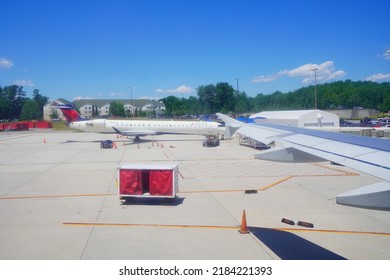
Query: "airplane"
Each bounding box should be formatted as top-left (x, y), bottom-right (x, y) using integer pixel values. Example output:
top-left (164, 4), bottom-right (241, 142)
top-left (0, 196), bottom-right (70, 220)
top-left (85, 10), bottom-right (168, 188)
top-left (58, 104), bottom-right (225, 141)
top-left (216, 112), bottom-right (390, 211)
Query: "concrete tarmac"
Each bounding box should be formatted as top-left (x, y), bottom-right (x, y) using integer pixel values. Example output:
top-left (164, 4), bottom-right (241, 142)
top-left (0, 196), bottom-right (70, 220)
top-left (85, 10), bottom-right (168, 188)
top-left (0, 130), bottom-right (389, 260)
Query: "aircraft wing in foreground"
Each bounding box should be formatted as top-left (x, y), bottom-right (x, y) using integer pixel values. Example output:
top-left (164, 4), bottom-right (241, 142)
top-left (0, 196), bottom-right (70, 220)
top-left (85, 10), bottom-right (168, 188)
top-left (217, 113), bottom-right (390, 210)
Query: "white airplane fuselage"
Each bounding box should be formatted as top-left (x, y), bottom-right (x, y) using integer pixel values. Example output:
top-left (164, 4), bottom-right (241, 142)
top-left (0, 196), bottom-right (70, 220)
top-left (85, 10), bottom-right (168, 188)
top-left (69, 118), bottom-right (225, 136)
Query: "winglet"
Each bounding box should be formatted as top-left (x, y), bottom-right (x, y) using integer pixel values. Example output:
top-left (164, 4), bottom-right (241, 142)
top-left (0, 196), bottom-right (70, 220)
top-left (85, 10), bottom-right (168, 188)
top-left (57, 104), bottom-right (85, 122)
top-left (216, 113), bottom-right (243, 139)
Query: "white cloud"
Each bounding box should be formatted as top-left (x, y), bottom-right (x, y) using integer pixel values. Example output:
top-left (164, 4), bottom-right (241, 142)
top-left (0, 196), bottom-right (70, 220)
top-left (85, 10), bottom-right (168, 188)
top-left (251, 61), bottom-right (346, 85)
top-left (155, 85), bottom-right (193, 94)
top-left (365, 73), bottom-right (390, 82)
top-left (0, 57), bottom-right (13, 69)
top-left (384, 51), bottom-right (390, 60)
top-left (251, 75), bottom-right (280, 83)
top-left (13, 80), bottom-right (35, 87)
top-left (73, 96), bottom-right (93, 100)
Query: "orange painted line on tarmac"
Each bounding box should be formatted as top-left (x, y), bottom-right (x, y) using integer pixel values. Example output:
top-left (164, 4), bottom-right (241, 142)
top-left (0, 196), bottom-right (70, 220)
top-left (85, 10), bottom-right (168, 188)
top-left (258, 176), bottom-right (293, 191)
top-left (181, 189), bottom-right (246, 194)
top-left (278, 227), bottom-right (390, 236)
top-left (0, 193), bottom-right (116, 200)
top-left (63, 222), bottom-right (239, 231)
top-left (313, 163), bottom-right (359, 176)
top-left (63, 222), bottom-right (390, 236)
top-left (181, 176), bottom-right (293, 194)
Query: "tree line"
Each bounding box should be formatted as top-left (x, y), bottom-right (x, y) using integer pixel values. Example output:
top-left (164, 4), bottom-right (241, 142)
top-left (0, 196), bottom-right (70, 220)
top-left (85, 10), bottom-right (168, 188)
top-left (0, 85), bottom-right (49, 121)
top-left (1, 80), bottom-right (389, 121)
top-left (162, 80), bottom-right (390, 116)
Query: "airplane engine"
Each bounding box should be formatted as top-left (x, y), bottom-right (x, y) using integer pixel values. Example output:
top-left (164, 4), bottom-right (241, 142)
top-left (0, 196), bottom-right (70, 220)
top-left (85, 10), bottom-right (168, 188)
top-left (92, 119), bottom-right (106, 126)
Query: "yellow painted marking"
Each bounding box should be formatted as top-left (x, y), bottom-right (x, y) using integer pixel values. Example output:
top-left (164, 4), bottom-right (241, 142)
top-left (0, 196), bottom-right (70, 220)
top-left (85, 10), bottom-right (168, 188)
top-left (313, 163), bottom-right (359, 176)
top-left (278, 227), bottom-right (390, 237)
top-left (62, 222), bottom-right (390, 237)
top-left (0, 193), bottom-right (116, 200)
top-left (181, 189), bottom-right (247, 194)
top-left (258, 176), bottom-right (293, 191)
top-left (181, 176), bottom-right (293, 194)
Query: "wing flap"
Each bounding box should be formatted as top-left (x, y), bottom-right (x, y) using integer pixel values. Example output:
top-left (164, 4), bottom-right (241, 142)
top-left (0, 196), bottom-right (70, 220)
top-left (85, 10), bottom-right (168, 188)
top-left (336, 182), bottom-right (390, 210)
top-left (254, 147), bottom-right (325, 163)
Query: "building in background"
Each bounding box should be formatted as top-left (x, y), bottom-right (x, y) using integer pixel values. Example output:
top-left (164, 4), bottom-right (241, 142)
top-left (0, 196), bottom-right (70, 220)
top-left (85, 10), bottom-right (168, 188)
top-left (250, 110), bottom-right (339, 128)
top-left (43, 99), bottom-right (165, 121)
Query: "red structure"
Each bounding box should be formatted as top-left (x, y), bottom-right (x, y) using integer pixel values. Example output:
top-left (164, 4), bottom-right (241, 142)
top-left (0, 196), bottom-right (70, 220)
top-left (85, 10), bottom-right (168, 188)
top-left (117, 163), bottom-right (179, 201)
top-left (0, 121), bottom-right (52, 131)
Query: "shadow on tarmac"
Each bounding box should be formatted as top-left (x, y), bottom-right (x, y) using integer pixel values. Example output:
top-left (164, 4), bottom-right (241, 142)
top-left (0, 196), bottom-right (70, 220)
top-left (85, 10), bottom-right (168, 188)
top-left (249, 227), bottom-right (347, 260)
top-left (120, 197), bottom-right (185, 206)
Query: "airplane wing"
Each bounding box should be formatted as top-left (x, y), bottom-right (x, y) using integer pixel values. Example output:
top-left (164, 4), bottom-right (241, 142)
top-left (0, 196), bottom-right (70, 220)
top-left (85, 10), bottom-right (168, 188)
top-left (216, 113), bottom-right (390, 210)
top-left (112, 127), bottom-right (158, 137)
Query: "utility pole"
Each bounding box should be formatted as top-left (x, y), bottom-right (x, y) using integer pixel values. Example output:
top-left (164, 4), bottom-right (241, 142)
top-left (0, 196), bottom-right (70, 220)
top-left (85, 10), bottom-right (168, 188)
top-left (311, 68), bottom-right (318, 109)
top-left (129, 86), bottom-right (133, 117)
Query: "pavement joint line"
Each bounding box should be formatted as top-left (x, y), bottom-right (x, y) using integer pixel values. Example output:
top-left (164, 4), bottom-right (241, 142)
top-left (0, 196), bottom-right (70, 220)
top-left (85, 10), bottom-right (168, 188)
top-left (63, 222), bottom-right (239, 231)
top-left (0, 193), bottom-right (116, 200)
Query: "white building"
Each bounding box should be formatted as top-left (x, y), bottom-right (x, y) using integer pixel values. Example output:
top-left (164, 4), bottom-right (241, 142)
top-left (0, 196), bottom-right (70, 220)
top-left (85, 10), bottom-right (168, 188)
top-left (250, 110), bottom-right (340, 128)
top-left (43, 99), bottom-right (166, 120)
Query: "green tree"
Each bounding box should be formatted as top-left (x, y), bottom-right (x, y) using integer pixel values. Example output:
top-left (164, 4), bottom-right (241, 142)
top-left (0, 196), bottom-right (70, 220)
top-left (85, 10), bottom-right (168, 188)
top-left (0, 85), bottom-right (27, 120)
top-left (92, 106), bottom-right (99, 117)
top-left (235, 91), bottom-right (250, 113)
top-left (215, 82), bottom-right (236, 112)
top-left (32, 89), bottom-right (49, 119)
top-left (109, 101), bottom-right (125, 117)
top-left (186, 96), bottom-right (202, 115)
top-left (161, 96), bottom-right (186, 116)
top-left (50, 109), bottom-right (59, 120)
top-left (20, 100), bottom-right (40, 120)
top-left (197, 84), bottom-right (216, 114)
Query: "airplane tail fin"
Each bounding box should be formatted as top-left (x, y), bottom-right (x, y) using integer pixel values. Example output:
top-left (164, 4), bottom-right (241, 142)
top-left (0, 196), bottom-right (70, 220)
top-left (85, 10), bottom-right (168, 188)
top-left (57, 104), bottom-right (85, 122)
top-left (216, 113), bottom-right (244, 139)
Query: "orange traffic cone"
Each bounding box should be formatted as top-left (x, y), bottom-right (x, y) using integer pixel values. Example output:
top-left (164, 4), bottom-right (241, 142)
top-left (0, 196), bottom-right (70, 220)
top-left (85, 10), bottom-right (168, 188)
top-left (239, 210), bottom-right (249, 234)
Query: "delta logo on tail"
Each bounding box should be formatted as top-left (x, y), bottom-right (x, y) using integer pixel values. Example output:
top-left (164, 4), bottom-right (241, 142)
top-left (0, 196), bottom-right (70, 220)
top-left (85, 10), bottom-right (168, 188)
top-left (57, 105), bottom-right (85, 122)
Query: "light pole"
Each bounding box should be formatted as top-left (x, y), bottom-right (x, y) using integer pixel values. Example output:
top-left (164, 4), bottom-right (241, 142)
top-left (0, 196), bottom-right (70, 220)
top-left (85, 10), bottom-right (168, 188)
top-left (235, 78), bottom-right (239, 93)
top-left (129, 86), bottom-right (133, 117)
top-left (311, 68), bottom-right (318, 109)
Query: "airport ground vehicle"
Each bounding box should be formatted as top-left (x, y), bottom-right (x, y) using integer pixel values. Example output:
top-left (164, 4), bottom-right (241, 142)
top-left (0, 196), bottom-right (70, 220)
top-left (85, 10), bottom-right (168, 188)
top-left (202, 136), bottom-right (220, 147)
top-left (100, 140), bottom-right (114, 148)
top-left (117, 162), bottom-right (179, 202)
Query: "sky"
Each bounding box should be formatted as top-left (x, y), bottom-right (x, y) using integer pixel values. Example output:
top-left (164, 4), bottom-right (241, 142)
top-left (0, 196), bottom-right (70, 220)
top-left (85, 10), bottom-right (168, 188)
top-left (1, 0), bottom-right (390, 102)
